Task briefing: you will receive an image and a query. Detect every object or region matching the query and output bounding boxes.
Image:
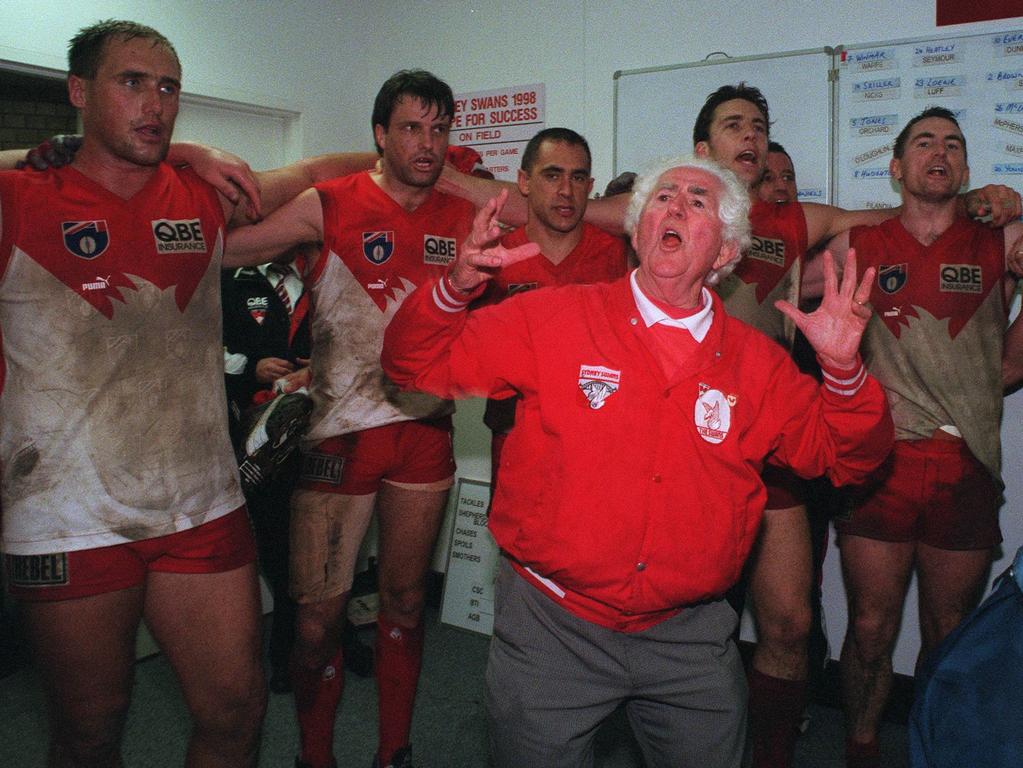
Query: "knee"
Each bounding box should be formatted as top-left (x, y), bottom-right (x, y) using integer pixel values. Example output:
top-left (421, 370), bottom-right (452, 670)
top-left (293, 609), bottom-right (341, 665)
top-left (757, 602), bottom-right (812, 650)
top-left (192, 664), bottom-right (267, 743)
top-left (847, 607), bottom-right (898, 659)
top-left (380, 582), bottom-right (426, 625)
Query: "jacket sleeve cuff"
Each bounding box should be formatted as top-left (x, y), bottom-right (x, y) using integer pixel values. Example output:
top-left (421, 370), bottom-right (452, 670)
top-left (433, 272), bottom-right (485, 313)
top-left (818, 354), bottom-right (868, 396)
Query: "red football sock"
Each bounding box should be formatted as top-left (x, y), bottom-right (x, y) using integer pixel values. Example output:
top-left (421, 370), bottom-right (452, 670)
top-left (292, 649), bottom-right (344, 768)
top-left (375, 616), bottom-right (424, 765)
top-left (845, 736), bottom-right (880, 768)
top-left (749, 667), bottom-right (808, 768)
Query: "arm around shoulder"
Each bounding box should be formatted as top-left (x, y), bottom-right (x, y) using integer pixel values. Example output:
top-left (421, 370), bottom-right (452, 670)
top-left (251, 151), bottom-right (378, 222)
top-left (223, 187), bottom-right (324, 268)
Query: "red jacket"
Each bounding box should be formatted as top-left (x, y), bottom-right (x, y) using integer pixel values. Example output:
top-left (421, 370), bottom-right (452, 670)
top-left (383, 274), bottom-right (893, 631)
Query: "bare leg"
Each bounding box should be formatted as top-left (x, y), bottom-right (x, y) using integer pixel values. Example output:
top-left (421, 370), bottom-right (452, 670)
top-left (915, 543), bottom-right (992, 666)
top-left (373, 482), bottom-right (449, 765)
top-left (748, 505), bottom-right (813, 768)
top-left (144, 564), bottom-right (266, 768)
top-left (750, 505), bottom-right (813, 681)
top-left (22, 587), bottom-right (144, 768)
top-left (838, 535), bottom-right (915, 746)
top-left (289, 489), bottom-right (376, 768)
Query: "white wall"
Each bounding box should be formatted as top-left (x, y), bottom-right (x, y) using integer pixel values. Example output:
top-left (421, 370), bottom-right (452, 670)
top-left (3, 0), bottom-right (1021, 672)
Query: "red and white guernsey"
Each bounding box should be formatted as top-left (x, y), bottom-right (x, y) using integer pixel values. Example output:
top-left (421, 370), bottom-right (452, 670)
top-left (716, 200), bottom-right (808, 347)
top-left (304, 172), bottom-right (474, 442)
top-left (0, 165), bottom-right (242, 555)
top-left (850, 217), bottom-right (1007, 483)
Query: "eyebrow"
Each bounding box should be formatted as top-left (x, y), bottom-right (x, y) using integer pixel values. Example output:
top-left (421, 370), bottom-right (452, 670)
top-left (540, 164), bottom-right (590, 174)
top-left (913, 130), bottom-right (963, 143)
top-left (656, 182), bottom-right (709, 196)
top-left (721, 113), bottom-right (766, 126)
top-left (116, 69), bottom-right (182, 90)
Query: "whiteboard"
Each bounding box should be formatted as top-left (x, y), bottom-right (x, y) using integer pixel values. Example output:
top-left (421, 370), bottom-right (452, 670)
top-left (613, 48), bottom-right (834, 204)
top-left (835, 29), bottom-right (1023, 209)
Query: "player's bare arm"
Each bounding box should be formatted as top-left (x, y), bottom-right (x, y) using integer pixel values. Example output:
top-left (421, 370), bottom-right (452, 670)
top-left (802, 184), bottom-right (1023, 250)
top-left (802, 231), bottom-right (851, 301)
top-left (169, 142), bottom-right (377, 228)
top-left (224, 187), bottom-right (325, 268)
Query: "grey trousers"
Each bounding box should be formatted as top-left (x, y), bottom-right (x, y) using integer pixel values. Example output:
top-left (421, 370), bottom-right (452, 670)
top-left (486, 559), bottom-right (747, 768)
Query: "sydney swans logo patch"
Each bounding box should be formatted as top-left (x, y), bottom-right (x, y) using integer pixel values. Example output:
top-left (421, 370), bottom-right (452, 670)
top-left (62, 220), bottom-right (109, 259)
top-left (695, 384), bottom-right (733, 444)
top-left (578, 365), bottom-right (620, 410)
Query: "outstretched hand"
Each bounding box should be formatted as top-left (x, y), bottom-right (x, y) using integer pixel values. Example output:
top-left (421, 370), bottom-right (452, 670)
top-left (447, 190), bottom-right (540, 293)
top-left (775, 249), bottom-right (875, 370)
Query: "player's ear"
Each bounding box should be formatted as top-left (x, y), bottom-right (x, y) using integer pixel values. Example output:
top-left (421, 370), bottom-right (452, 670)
top-left (695, 141), bottom-right (711, 158)
top-left (889, 156), bottom-right (901, 182)
top-left (517, 168), bottom-right (529, 197)
top-left (68, 75), bottom-right (87, 109)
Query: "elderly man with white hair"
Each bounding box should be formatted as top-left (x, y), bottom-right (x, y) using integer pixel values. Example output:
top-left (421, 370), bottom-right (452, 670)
top-left (381, 155), bottom-right (893, 768)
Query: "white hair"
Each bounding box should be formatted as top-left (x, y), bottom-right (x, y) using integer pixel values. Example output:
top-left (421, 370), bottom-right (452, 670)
top-left (624, 154), bottom-right (751, 286)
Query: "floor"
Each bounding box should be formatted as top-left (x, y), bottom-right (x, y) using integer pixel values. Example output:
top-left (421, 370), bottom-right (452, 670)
top-left (0, 607), bottom-right (910, 767)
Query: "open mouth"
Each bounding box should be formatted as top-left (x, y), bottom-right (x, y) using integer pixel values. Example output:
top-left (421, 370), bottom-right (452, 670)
top-left (413, 156), bottom-right (436, 171)
top-left (661, 228), bottom-right (682, 248)
top-left (927, 165), bottom-right (948, 177)
top-left (136, 124), bottom-right (163, 140)
top-left (736, 150), bottom-right (758, 165)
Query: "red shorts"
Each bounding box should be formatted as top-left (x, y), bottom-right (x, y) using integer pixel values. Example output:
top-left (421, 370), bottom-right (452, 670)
top-left (297, 416), bottom-right (455, 495)
top-left (762, 464), bottom-right (807, 510)
top-left (836, 438), bottom-right (1002, 550)
top-left (4, 506), bottom-right (256, 602)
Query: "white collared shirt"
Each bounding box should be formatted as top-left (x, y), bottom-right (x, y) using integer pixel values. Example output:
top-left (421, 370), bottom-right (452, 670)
top-left (629, 269), bottom-right (715, 343)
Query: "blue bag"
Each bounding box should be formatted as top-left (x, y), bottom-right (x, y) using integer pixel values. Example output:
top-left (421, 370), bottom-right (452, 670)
top-left (909, 546), bottom-right (1023, 767)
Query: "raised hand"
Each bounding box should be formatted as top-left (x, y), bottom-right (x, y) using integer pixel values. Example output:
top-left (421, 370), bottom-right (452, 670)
top-left (775, 249), bottom-right (875, 370)
top-left (447, 190), bottom-right (540, 293)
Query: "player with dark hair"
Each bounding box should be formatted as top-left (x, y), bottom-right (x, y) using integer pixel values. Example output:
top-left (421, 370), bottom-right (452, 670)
top-left (479, 127), bottom-right (627, 485)
top-left (225, 69), bottom-right (512, 768)
top-left (809, 107), bottom-right (1022, 768)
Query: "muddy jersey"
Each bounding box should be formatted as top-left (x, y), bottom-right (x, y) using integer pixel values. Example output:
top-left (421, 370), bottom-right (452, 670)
top-left (0, 164), bottom-right (242, 556)
top-left (305, 172), bottom-right (474, 442)
top-left (850, 217), bottom-right (1007, 483)
top-left (715, 200), bottom-right (808, 347)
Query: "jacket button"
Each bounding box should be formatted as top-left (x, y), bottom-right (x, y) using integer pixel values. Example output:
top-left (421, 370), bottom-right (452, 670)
top-left (636, 562), bottom-right (646, 571)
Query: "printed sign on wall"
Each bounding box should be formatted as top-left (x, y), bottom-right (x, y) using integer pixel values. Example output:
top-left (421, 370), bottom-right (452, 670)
top-left (451, 83), bottom-right (545, 181)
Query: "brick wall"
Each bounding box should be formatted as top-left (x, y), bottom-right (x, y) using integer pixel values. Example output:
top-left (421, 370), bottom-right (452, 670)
top-left (0, 96), bottom-right (78, 150)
